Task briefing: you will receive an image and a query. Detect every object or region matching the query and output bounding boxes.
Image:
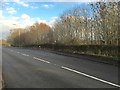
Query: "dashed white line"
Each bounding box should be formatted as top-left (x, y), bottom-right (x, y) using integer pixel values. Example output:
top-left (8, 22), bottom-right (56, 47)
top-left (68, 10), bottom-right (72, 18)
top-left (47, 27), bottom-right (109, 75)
top-left (8, 49), bottom-right (119, 88)
top-left (61, 66), bottom-right (120, 88)
top-left (10, 50), bottom-right (13, 52)
top-left (33, 57), bottom-right (50, 64)
top-left (17, 52), bottom-right (20, 53)
top-left (21, 53), bottom-right (29, 57)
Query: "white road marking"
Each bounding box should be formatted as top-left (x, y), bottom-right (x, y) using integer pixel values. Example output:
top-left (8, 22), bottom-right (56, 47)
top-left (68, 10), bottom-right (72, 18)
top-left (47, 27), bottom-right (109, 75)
top-left (33, 57), bottom-right (50, 64)
top-left (61, 66), bottom-right (120, 88)
top-left (17, 52), bottom-right (20, 53)
top-left (10, 50), bottom-right (13, 52)
top-left (9, 48), bottom-right (119, 88)
top-left (21, 53), bottom-right (29, 57)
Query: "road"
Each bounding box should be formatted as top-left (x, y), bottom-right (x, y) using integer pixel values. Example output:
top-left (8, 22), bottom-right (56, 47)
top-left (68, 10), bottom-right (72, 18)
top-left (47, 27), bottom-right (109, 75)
top-left (2, 47), bottom-right (119, 88)
top-left (0, 46), bottom-right (2, 89)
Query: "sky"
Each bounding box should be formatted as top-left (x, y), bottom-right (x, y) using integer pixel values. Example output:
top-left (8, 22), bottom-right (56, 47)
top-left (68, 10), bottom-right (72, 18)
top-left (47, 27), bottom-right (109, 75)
top-left (0, 0), bottom-right (102, 39)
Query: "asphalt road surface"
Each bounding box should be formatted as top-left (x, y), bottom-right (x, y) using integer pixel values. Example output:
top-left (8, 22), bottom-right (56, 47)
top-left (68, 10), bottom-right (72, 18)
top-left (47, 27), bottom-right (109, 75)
top-left (2, 47), bottom-right (120, 88)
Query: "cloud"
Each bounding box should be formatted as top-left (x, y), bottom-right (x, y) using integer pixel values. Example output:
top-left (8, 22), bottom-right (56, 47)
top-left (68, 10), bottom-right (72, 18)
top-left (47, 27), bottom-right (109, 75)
top-left (11, 16), bottom-right (19, 21)
top-left (5, 2), bottom-right (10, 5)
top-left (49, 19), bottom-right (56, 27)
top-left (0, 15), bottom-right (19, 39)
top-left (1, 14), bottom-right (57, 30)
top-left (14, 0), bottom-right (29, 7)
top-left (51, 0), bottom-right (100, 2)
top-left (31, 6), bottom-right (39, 9)
top-left (0, 10), bottom-right (4, 20)
top-left (38, 20), bottom-right (48, 24)
top-left (48, 16), bottom-right (58, 27)
top-left (6, 7), bottom-right (17, 14)
top-left (0, 14), bottom-right (31, 36)
top-left (51, 16), bottom-right (58, 20)
top-left (0, 12), bottom-right (58, 39)
top-left (0, 10), bottom-right (2, 16)
top-left (41, 4), bottom-right (54, 8)
top-left (4, 0), bottom-right (116, 2)
top-left (34, 16), bottom-right (58, 27)
top-left (1, 18), bottom-right (19, 29)
top-left (21, 14), bottom-right (30, 20)
top-left (43, 4), bottom-right (49, 8)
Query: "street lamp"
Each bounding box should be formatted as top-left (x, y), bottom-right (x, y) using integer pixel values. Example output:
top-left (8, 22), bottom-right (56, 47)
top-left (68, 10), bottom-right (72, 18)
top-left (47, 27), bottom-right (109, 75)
top-left (12, 24), bottom-right (20, 47)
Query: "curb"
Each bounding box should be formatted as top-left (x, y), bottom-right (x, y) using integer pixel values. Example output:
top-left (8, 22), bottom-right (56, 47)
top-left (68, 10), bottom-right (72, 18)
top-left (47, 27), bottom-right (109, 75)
top-left (10, 47), bottom-right (119, 67)
top-left (0, 69), bottom-right (2, 90)
top-left (43, 49), bottom-right (119, 67)
top-left (20, 47), bottom-right (119, 67)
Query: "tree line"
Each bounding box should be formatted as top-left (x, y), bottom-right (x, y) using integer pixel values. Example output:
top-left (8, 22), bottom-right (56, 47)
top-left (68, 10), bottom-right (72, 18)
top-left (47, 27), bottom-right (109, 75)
top-left (7, 2), bottom-right (119, 58)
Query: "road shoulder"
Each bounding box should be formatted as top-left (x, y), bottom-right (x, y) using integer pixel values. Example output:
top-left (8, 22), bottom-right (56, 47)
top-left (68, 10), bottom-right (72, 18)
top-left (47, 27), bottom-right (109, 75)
top-left (33, 48), bottom-right (119, 67)
top-left (0, 47), bottom-right (2, 90)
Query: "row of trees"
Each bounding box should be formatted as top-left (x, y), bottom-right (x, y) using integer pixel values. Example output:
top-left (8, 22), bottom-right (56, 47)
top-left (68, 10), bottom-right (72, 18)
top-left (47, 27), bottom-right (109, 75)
top-left (0, 39), bottom-right (10, 46)
top-left (7, 1), bottom-right (119, 57)
top-left (53, 2), bottom-right (119, 46)
top-left (7, 23), bottom-right (53, 46)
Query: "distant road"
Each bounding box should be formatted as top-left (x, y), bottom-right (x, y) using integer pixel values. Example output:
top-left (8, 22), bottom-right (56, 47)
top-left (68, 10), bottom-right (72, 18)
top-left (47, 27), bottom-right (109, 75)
top-left (2, 47), bottom-right (119, 88)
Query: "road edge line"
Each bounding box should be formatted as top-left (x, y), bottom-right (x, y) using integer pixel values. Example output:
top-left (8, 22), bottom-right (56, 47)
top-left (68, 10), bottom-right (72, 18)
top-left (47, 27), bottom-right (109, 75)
top-left (61, 66), bottom-right (120, 88)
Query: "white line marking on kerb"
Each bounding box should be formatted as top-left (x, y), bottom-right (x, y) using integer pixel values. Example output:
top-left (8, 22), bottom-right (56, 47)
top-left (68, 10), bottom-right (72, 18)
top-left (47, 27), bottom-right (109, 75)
top-left (21, 53), bottom-right (29, 57)
top-left (61, 66), bottom-right (120, 88)
top-left (33, 57), bottom-right (50, 64)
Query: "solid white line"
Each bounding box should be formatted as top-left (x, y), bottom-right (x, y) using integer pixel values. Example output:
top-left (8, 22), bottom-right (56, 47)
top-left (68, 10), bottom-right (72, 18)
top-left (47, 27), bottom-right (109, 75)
top-left (33, 57), bottom-right (50, 64)
top-left (61, 66), bottom-right (120, 88)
